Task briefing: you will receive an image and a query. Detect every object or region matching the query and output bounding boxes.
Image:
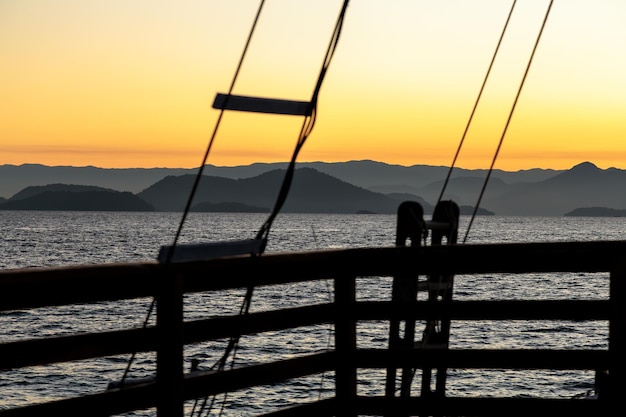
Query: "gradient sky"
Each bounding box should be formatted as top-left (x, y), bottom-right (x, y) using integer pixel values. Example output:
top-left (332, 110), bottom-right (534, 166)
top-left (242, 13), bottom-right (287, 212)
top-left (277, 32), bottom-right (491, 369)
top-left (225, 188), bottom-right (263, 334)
top-left (1, 0), bottom-right (625, 171)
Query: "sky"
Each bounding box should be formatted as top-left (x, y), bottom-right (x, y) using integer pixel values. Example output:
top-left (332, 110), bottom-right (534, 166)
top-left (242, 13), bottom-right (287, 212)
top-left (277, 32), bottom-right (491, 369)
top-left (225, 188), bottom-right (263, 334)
top-left (1, 0), bottom-right (625, 171)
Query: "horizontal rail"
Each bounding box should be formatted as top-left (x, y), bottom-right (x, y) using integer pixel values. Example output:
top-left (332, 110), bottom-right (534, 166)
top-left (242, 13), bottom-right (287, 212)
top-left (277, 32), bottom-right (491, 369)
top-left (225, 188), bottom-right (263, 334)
top-left (256, 396), bottom-right (614, 417)
top-left (0, 303), bottom-right (334, 369)
top-left (1, 240), bottom-right (624, 416)
top-left (257, 398), bottom-right (336, 417)
top-left (0, 352), bottom-right (335, 417)
top-left (1, 299), bottom-right (610, 370)
top-left (0, 379), bottom-right (157, 417)
top-left (6, 347), bottom-right (607, 417)
top-left (352, 396), bottom-right (613, 416)
top-left (353, 299), bottom-right (612, 321)
top-left (353, 348), bottom-right (610, 370)
top-left (0, 262), bottom-right (157, 311)
top-left (0, 326), bottom-right (156, 370)
top-left (184, 352), bottom-right (335, 400)
top-left (2, 240), bottom-right (626, 311)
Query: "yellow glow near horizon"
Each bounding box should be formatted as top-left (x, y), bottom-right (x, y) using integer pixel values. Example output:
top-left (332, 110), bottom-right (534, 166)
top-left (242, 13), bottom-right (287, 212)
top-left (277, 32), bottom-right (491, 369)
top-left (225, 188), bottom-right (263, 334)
top-left (1, 0), bottom-right (625, 171)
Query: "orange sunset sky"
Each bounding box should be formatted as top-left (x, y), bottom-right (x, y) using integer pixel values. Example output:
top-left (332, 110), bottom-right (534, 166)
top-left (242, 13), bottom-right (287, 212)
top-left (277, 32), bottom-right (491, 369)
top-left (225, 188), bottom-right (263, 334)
top-left (1, 0), bottom-right (625, 171)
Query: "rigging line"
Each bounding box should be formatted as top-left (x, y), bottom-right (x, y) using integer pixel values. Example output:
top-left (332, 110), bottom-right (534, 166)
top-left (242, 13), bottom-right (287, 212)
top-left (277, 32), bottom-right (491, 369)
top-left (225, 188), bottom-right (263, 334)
top-left (167, 0), bottom-right (267, 263)
top-left (254, 110), bottom-right (316, 245)
top-left (199, 3), bottom-right (349, 413)
top-left (194, 285), bottom-right (254, 417)
top-left (463, 0), bottom-right (554, 243)
top-left (196, 2), bottom-right (351, 411)
top-left (119, 297), bottom-right (155, 384)
top-left (120, 0), bottom-right (266, 389)
top-left (255, 0), bottom-right (350, 247)
top-left (437, 0), bottom-right (518, 206)
top-left (196, 273), bottom-right (255, 414)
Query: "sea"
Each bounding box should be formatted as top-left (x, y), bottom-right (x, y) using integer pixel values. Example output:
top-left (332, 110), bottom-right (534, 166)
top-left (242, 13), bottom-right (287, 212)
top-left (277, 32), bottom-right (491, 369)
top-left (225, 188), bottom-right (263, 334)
top-left (1, 211), bottom-right (625, 416)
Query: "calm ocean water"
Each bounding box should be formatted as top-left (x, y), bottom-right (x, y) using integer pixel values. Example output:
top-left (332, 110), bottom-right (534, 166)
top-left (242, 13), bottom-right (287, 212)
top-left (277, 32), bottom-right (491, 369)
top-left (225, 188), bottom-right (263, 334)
top-left (1, 211), bottom-right (624, 415)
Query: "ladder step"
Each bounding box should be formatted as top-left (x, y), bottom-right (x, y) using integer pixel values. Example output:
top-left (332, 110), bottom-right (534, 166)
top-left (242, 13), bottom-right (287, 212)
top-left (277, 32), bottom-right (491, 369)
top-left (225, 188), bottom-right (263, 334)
top-left (213, 93), bottom-right (311, 116)
top-left (158, 238), bottom-right (265, 263)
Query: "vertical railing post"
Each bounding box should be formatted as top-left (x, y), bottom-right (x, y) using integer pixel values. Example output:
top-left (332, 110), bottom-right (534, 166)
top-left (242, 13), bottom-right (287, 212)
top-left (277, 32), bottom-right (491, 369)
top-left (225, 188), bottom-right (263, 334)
top-left (156, 270), bottom-right (185, 417)
top-left (335, 274), bottom-right (357, 416)
top-left (608, 262), bottom-right (626, 404)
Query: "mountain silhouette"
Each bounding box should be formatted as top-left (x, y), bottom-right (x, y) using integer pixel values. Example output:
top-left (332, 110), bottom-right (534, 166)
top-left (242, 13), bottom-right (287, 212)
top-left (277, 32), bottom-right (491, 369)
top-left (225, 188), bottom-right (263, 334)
top-left (0, 160), bottom-right (558, 199)
top-left (10, 184), bottom-right (115, 201)
top-left (481, 162), bottom-right (626, 215)
top-left (138, 167), bottom-right (403, 214)
top-left (0, 188), bottom-right (154, 211)
top-left (565, 207), bottom-right (626, 217)
top-left (2, 161), bottom-right (626, 215)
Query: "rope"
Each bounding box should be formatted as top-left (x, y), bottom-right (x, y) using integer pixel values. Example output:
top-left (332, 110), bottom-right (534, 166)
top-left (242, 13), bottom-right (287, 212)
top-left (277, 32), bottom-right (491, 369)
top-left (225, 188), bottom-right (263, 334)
top-left (193, 287), bottom-right (254, 417)
top-left (195, 2), bottom-right (350, 415)
top-left (254, 0), bottom-right (351, 249)
top-left (119, 0), bottom-right (267, 389)
top-left (169, 0), bottom-right (267, 263)
top-left (437, 0), bottom-right (518, 205)
top-left (463, 0), bottom-right (554, 243)
top-left (189, 3), bottom-right (268, 411)
top-left (119, 298), bottom-right (155, 385)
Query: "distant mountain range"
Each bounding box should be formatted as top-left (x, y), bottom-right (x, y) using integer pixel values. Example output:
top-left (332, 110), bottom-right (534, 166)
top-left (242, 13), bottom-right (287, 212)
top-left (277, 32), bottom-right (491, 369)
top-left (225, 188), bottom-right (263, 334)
top-left (0, 160), bottom-right (624, 215)
top-left (137, 167), bottom-right (439, 214)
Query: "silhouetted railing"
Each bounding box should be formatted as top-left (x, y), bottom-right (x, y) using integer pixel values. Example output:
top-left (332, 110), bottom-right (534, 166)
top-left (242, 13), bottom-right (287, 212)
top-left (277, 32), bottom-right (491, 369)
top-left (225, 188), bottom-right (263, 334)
top-left (1, 240), bottom-right (625, 416)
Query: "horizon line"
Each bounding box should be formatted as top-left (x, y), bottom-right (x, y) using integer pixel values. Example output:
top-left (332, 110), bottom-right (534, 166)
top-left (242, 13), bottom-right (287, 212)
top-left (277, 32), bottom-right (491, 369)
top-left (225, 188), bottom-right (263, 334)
top-left (0, 159), bottom-right (604, 172)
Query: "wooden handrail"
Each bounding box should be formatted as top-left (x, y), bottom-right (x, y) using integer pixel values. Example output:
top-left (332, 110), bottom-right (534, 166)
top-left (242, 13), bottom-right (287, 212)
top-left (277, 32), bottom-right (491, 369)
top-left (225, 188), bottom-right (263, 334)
top-left (0, 299), bottom-right (611, 370)
top-left (2, 240), bottom-right (625, 311)
top-left (1, 240), bottom-right (624, 416)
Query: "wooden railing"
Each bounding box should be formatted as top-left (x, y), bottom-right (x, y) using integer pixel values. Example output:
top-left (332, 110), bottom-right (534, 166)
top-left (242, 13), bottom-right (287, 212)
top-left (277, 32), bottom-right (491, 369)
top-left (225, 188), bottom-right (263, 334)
top-left (1, 240), bottom-right (625, 416)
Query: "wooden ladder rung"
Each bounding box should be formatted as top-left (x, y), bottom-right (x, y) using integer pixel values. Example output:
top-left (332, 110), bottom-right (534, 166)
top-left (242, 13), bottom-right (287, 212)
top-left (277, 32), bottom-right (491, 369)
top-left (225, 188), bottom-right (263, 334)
top-left (213, 93), bottom-right (311, 116)
top-left (158, 238), bottom-right (264, 263)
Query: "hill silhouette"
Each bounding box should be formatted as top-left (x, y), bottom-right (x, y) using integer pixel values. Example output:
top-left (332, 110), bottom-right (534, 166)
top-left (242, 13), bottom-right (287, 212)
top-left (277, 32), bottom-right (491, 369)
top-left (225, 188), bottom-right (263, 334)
top-left (1, 161), bottom-right (625, 215)
top-left (481, 162), bottom-right (626, 216)
top-left (564, 207), bottom-right (626, 217)
top-left (10, 184), bottom-right (115, 201)
top-left (0, 164), bottom-right (193, 198)
top-left (0, 186), bottom-right (154, 211)
top-left (0, 160), bottom-right (558, 199)
top-left (138, 167), bottom-right (404, 214)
